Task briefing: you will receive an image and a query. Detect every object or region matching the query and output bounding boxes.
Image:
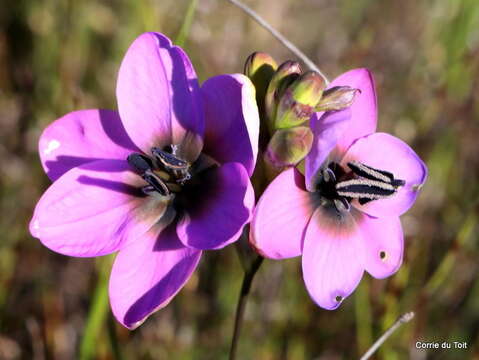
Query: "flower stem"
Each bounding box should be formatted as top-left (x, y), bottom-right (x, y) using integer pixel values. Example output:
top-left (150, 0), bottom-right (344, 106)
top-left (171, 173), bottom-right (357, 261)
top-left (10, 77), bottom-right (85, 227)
top-left (107, 312), bottom-right (124, 360)
top-left (224, 0), bottom-right (330, 85)
top-left (359, 311), bottom-right (415, 360)
top-left (175, 0), bottom-right (198, 47)
top-left (229, 255), bottom-right (264, 360)
top-left (79, 256), bottom-right (113, 360)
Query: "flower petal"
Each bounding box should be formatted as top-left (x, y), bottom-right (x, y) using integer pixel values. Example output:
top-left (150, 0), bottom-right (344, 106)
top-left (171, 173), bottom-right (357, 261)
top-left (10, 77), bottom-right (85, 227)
top-left (305, 108), bottom-right (352, 191)
top-left (109, 223), bottom-right (201, 329)
top-left (177, 162), bottom-right (254, 250)
top-left (341, 132), bottom-right (428, 217)
top-left (201, 74), bottom-right (259, 175)
top-left (302, 206), bottom-right (364, 310)
top-left (328, 68), bottom-right (377, 154)
top-left (29, 160), bottom-right (168, 257)
top-left (116, 32), bottom-right (204, 161)
top-left (250, 168), bottom-right (314, 259)
top-left (361, 215), bottom-right (404, 279)
top-left (39, 109), bottom-right (139, 181)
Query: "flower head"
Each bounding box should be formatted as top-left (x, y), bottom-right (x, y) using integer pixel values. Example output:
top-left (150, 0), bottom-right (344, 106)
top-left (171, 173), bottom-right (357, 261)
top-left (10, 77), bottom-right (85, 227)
top-left (250, 69), bottom-right (427, 309)
top-left (30, 32), bottom-right (259, 329)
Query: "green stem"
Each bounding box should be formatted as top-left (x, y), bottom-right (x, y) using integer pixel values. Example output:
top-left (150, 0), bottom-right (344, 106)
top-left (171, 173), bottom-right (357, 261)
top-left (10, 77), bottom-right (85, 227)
top-left (229, 255), bottom-right (264, 360)
top-left (79, 257), bottom-right (112, 360)
top-left (107, 312), bottom-right (124, 360)
top-left (175, 0), bottom-right (198, 47)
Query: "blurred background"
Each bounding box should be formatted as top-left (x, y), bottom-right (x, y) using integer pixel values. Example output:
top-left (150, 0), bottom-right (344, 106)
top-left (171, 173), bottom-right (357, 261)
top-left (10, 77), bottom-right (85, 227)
top-left (1, 0), bottom-right (478, 359)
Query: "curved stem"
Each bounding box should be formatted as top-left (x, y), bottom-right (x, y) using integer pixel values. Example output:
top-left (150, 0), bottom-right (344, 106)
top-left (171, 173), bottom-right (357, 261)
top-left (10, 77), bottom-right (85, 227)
top-left (229, 255), bottom-right (264, 360)
top-left (224, 0), bottom-right (330, 85)
top-left (359, 312), bottom-right (415, 360)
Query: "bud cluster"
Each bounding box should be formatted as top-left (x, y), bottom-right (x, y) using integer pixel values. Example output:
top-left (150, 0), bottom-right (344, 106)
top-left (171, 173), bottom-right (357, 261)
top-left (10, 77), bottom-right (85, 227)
top-left (244, 52), bottom-right (358, 169)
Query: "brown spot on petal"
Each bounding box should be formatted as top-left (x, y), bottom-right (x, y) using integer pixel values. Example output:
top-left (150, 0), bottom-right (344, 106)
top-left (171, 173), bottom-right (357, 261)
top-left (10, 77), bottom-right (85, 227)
top-left (380, 250), bottom-right (387, 260)
top-left (335, 295), bottom-right (343, 302)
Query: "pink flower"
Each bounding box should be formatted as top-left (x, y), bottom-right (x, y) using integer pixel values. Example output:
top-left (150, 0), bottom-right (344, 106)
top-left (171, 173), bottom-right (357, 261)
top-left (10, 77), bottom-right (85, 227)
top-left (250, 69), bottom-right (427, 309)
top-left (30, 32), bottom-right (259, 329)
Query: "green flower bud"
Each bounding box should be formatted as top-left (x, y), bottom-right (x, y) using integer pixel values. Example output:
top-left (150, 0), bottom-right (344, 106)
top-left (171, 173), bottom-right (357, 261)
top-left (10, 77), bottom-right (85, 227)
top-left (265, 61), bottom-right (302, 132)
top-left (244, 52), bottom-right (278, 114)
top-left (275, 71), bottom-right (326, 129)
top-left (265, 126), bottom-right (313, 168)
top-left (315, 86), bottom-right (359, 112)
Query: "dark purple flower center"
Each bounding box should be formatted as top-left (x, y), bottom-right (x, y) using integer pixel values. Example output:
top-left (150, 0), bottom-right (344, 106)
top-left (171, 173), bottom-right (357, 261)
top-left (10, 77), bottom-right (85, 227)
top-left (127, 145), bottom-right (214, 198)
top-left (314, 161), bottom-right (405, 213)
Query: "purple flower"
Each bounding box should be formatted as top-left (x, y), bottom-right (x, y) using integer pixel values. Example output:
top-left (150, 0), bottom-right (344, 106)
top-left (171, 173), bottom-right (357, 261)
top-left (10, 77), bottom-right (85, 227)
top-left (29, 32), bottom-right (259, 329)
top-left (250, 69), bottom-right (427, 309)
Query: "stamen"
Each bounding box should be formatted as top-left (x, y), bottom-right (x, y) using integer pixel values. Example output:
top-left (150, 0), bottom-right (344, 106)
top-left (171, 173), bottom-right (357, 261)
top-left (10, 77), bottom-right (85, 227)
top-left (333, 198), bottom-right (350, 212)
top-left (142, 170), bottom-right (170, 196)
top-left (176, 173), bottom-right (192, 185)
top-left (153, 170), bottom-right (171, 181)
top-left (336, 178), bottom-right (396, 199)
top-left (391, 179), bottom-right (406, 187)
top-left (358, 198), bottom-right (373, 205)
top-left (322, 167), bottom-right (336, 183)
top-left (347, 161), bottom-right (394, 184)
top-left (127, 145), bottom-right (198, 197)
top-left (151, 147), bottom-right (189, 170)
top-left (141, 185), bottom-right (156, 196)
top-left (127, 153), bottom-right (154, 173)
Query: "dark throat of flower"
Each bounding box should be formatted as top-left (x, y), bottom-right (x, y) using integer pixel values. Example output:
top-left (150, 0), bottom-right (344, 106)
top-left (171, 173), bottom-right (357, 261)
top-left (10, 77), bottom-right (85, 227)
top-left (127, 146), bottom-right (204, 198)
top-left (315, 160), bottom-right (405, 213)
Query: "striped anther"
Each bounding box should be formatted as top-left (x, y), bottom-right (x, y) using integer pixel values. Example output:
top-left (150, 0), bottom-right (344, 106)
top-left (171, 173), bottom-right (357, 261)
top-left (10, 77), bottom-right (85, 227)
top-left (347, 161), bottom-right (394, 184)
top-left (142, 171), bottom-right (170, 196)
top-left (322, 167), bottom-right (336, 183)
top-left (127, 153), bottom-right (154, 173)
top-left (152, 147), bottom-right (189, 170)
top-left (336, 178), bottom-right (396, 199)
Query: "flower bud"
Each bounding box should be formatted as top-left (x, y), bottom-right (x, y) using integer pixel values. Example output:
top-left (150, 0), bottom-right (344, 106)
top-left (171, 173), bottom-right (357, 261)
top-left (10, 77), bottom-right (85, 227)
top-left (275, 71), bottom-right (326, 129)
top-left (244, 52), bottom-right (278, 113)
top-left (315, 86), bottom-right (359, 112)
top-left (265, 126), bottom-right (313, 168)
top-left (265, 61), bottom-right (302, 132)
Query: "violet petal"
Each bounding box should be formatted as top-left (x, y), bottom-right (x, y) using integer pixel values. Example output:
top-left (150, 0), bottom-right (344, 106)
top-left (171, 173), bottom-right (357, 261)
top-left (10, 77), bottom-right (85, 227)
top-left (360, 214), bottom-right (404, 279)
top-left (201, 74), bottom-right (259, 175)
top-left (176, 162), bottom-right (254, 250)
top-left (39, 109), bottom-right (138, 181)
top-left (250, 168), bottom-right (314, 259)
top-left (341, 132), bottom-right (428, 217)
top-left (30, 159), bottom-right (167, 257)
top-left (116, 32), bottom-right (204, 161)
top-left (328, 68), bottom-right (377, 154)
top-left (302, 206), bottom-right (364, 310)
top-left (305, 109), bottom-right (352, 191)
top-left (109, 223), bottom-right (201, 329)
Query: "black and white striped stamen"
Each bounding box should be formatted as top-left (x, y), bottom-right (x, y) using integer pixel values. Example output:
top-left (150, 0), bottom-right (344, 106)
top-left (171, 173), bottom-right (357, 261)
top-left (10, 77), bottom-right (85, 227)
top-left (336, 178), bottom-right (396, 199)
top-left (347, 161), bottom-right (394, 184)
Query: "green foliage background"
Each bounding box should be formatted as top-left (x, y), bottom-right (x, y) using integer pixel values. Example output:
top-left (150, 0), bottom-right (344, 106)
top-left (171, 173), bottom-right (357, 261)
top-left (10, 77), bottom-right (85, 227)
top-left (0, 0), bottom-right (478, 359)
